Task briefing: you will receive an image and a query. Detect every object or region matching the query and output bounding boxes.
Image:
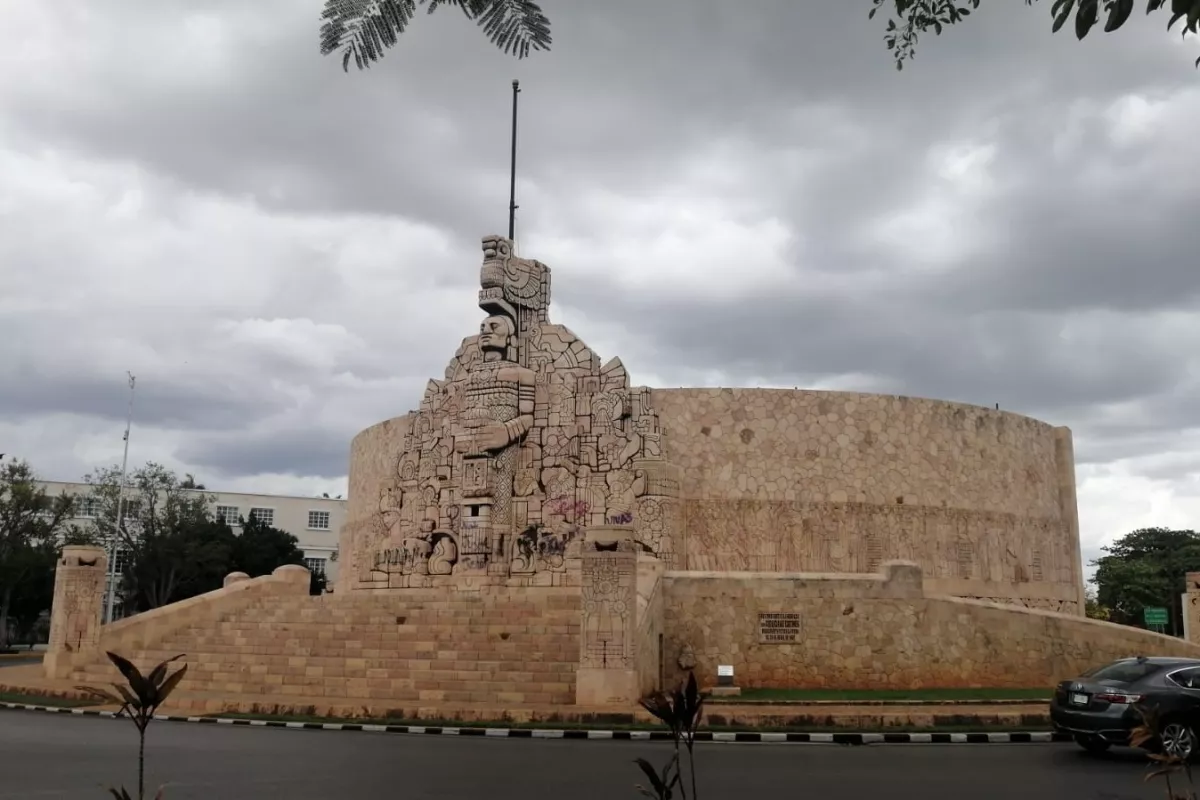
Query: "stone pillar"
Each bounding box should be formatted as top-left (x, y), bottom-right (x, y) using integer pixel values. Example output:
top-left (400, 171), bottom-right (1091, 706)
top-left (44, 545), bottom-right (108, 679)
top-left (576, 526), bottom-right (640, 706)
top-left (1185, 573), bottom-right (1200, 645)
top-left (1054, 427), bottom-right (1086, 616)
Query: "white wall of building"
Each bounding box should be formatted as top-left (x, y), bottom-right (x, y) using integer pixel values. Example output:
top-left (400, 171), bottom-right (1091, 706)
top-left (40, 481), bottom-right (345, 584)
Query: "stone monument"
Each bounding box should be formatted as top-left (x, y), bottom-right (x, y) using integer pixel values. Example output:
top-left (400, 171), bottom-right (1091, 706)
top-left (44, 545), bottom-right (107, 679)
top-left (345, 235), bottom-right (678, 590)
top-left (342, 234), bottom-right (1087, 616)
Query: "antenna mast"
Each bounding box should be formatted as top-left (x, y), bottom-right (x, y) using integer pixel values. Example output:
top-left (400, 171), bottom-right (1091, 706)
top-left (508, 79), bottom-right (520, 242)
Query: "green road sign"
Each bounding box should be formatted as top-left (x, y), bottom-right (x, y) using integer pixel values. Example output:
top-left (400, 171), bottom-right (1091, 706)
top-left (1144, 607), bottom-right (1169, 626)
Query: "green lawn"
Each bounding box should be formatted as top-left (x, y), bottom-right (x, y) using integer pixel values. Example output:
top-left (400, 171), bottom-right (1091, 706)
top-left (0, 691), bottom-right (94, 708)
top-left (724, 687), bottom-right (1052, 703)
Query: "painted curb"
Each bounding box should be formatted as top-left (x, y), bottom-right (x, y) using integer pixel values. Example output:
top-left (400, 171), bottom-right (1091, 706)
top-left (706, 698), bottom-right (1049, 707)
top-left (0, 701), bottom-right (1070, 745)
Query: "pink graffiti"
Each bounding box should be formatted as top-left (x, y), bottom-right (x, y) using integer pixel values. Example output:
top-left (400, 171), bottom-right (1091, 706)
top-left (546, 496), bottom-right (590, 521)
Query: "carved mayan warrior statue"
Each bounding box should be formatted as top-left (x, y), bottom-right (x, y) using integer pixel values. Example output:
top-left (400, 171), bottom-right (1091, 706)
top-left (358, 235), bottom-right (682, 588)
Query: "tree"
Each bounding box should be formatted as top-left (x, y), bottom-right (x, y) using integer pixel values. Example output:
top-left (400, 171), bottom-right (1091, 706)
top-left (318, 0), bottom-right (1200, 73)
top-left (319, 0), bottom-right (551, 70)
top-left (5, 539), bottom-right (58, 647)
top-left (231, 513), bottom-right (306, 578)
top-left (179, 473), bottom-right (206, 490)
top-left (228, 514), bottom-right (331, 595)
top-left (868, 0), bottom-right (1200, 70)
top-left (1092, 528), bottom-right (1200, 633)
top-left (82, 463), bottom-right (232, 613)
top-left (0, 460), bottom-right (73, 648)
top-left (1084, 586), bottom-right (1112, 621)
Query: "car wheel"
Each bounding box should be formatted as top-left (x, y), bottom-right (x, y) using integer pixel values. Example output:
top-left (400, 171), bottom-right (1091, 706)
top-left (1074, 735), bottom-right (1111, 754)
top-left (1160, 722), bottom-right (1197, 761)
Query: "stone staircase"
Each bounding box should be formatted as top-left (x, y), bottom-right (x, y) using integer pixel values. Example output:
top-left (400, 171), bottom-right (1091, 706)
top-left (71, 589), bottom-right (582, 708)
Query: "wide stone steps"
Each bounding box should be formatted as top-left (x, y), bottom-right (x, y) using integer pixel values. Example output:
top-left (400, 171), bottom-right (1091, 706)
top-left (72, 591), bottom-right (584, 707)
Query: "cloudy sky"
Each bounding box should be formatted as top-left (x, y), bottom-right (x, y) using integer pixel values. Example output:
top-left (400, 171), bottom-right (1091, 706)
top-left (2, 1), bottom-right (1198, 569)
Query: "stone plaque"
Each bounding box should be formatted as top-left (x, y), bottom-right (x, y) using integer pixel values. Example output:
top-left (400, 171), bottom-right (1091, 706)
top-left (758, 612), bottom-right (800, 643)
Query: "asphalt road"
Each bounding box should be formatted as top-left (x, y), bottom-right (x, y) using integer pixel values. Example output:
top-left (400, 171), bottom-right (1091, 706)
top-left (0, 709), bottom-right (1178, 799)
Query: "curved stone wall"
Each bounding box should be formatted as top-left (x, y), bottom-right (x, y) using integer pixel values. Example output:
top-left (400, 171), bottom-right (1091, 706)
top-left (652, 388), bottom-right (1085, 613)
top-left (339, 413), bottom-right (413, 591)
top-left (343, 388), bottom-right (1085, 613)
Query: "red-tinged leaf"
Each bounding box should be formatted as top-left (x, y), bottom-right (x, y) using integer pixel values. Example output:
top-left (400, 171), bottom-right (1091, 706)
top-left (113, 682), bottom-right (142, 711)
top-left (105, 652), bottom-right (151, 701)
top-left (147, 655), bottom-right (185, 689)
top-left (634, 757), bottom-right (669, 798)
top-left (154, 665), bottom-right (189, 708)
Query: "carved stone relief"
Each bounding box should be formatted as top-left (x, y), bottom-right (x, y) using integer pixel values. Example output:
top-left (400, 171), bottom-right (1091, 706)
top-left (580, 542), bottom-right (638, 669)
top-left (350, 236), bottom-right (677, 589)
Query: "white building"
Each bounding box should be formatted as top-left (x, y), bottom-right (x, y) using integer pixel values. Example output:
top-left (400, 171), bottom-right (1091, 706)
top-left (40, 481), bottom-right (345, 586)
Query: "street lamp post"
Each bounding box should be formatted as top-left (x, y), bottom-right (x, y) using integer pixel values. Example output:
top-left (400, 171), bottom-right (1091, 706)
top-left (104, 372), bottom-right (136, 624)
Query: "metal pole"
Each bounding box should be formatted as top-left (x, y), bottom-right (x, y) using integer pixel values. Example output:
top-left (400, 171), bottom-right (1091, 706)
top-left (508, 79), bottom-right (520, 241)
top-left (104, 373), bottom-right (135, 624)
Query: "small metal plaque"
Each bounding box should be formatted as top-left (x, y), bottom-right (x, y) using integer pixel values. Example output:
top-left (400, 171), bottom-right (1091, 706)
top-left (758, 612), bottom-right (800, 643)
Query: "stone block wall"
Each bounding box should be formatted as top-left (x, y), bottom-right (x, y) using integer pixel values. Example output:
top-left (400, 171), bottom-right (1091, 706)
top-left (69, 587), bottom-right (583, 710)
top-left (340, 413), bottom-right (413, 593)
top-left (47, 564), bottom-right (311, 679)
top-left (652, 389), bottom-right (1085, 613)
top-left (662, 563), bottom-right (1200, 690)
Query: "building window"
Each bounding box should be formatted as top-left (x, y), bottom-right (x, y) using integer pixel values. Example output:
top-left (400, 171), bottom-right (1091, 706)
top-left (112, 548), bottom-right (130, 574)
top-left (215, 505), bottom-right (240, 526)
top-left (76, 497), bottom-right (103, 518)
top-left (307, 510), bottom-right (331, 530)
top-left (249, 507), bottom-right (274, 526)
top-left (304, 557), bottom-right (327, 575)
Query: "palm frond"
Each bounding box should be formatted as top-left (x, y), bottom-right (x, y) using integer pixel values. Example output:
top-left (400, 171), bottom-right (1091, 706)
top-left (319, 0), bottom-right (551, 71)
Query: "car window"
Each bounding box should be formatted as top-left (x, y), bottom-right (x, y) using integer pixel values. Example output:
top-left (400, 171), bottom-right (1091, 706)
top-left (1168, 668), bottom-right (1200, 689)
top-left (1083, 661), bottom-right (1164, 684)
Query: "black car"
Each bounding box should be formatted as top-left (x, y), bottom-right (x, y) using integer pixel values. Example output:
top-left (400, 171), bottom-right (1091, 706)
top-left (1050, 656), bottom-right (1200, 758)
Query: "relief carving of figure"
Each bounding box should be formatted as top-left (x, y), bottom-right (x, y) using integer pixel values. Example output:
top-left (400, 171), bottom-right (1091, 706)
top-left (354, 234), bottom-right (676, 589)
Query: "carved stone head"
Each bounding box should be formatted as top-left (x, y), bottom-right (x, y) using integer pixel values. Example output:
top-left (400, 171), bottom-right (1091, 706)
top-left (479, 314), bottom-right (516, 357)
top-left (478, 235), bottom-right (551, 323)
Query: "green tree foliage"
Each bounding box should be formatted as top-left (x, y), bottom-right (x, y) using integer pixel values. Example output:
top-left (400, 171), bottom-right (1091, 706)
top-left (82, 463), bottom-right (230, 612)
top-left (1092, 527), bottom-right (1200, 631)
top-left (81, 464), bottom-right (325, 611)
top-left (869, 0), bottom-right (1200, 69)
top-left (319, 0), bottom-right (551, 70)
top-left (317, 1), bottom-right (1200, 73)
top-left (230, 512), bottom-right (306, 578)
top-left (1084, 586), bottom-right (1112, 621)
top-left (0, 459), bottom-right (74, 648)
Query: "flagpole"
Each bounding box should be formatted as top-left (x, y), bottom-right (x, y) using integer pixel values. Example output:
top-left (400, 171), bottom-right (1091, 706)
top-left (508, 78), bottom-right (520, 241)
top-left (104, 372), bottom-right (135, 624)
